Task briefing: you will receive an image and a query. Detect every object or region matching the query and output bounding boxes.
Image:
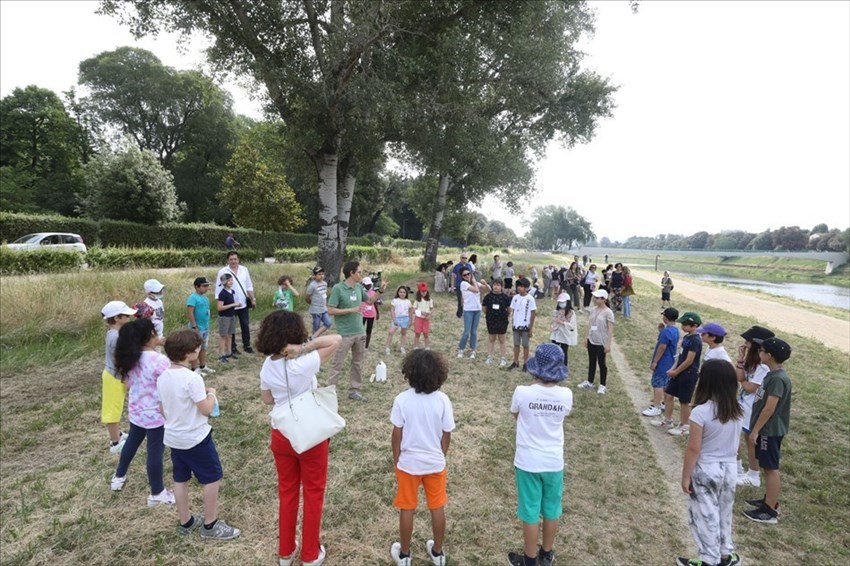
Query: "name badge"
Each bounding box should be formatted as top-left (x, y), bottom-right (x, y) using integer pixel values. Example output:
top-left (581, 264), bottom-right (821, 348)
top-left (350, 294), bottom-right (357, 301)
top-left (492, 304), bottom-right (500, 310)
top-left (591, 325), bottom-right (598, 332)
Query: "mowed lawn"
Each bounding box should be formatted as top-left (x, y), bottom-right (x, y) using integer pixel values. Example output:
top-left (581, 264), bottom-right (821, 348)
top-left (1, 256), bottom-right (847, 565)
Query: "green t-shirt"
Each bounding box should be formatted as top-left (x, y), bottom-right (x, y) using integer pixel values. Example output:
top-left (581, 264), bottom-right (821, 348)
top-left (750, 367), bottom-right (792, 436)
top-left (273, 288), bottom-right (295, 311)
top-left (328, 280), bottom-right (367, 336)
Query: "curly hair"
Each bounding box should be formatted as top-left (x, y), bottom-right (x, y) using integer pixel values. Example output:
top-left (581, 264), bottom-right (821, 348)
top-left (401, 349), bottom-right (448, 394)
top-left (115, 318), bottom-right (157, 381)
top-left (164, 329), bottom-right (203, 363)
top-left (255, 310), bottom-right (308, 355)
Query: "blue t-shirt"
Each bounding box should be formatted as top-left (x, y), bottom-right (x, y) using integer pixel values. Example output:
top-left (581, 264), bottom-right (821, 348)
top-left (678, 333), bottom-right (703, 378)
top-left (186, 292), bottom-right (211, 331)
top-left (452, 262), bottom-right (472, 287)
top-left (652, 325), bottom-right (679, 377)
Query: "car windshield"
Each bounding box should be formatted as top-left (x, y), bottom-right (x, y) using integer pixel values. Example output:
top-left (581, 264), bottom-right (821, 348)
top-left (12, 234), bottom-right (43, 244)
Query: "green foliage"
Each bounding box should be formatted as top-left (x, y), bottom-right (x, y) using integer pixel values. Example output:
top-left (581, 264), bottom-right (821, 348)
top-left (0, 211), bottom-right (99, 245)
top-left (274, 245), bottom-right (393, 265)
top-left (81, 143), bottom-right (180, 224)
top-left (274, 248), bottom-right (318, 264)
top-left (85, 247), bottom-right (262, 270)
top-left (526, 205), bottom-right (595, 250)
top-left (0, 247), bottom-right (84, 275)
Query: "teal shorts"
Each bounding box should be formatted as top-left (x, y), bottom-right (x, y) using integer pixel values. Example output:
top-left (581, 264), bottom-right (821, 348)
top-left (515, 467), bottom-right (564, 524)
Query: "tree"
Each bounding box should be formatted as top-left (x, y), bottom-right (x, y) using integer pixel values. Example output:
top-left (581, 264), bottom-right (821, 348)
top-left (81, 142), bottom-right (180, 224)
top-left (525, 205), bottom-right (595, 251)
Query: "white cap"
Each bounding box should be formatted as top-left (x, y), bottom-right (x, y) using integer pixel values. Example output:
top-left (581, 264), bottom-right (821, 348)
top-left (102, 300), bottom-right (136, 319)
top-left (143, 279), bottom-right (165, 293)
top-left (362, 276), bottom-right (373, 286)
top-left (556, 292), bottom-right (569, 304)
top-left (591, 289), bottom-right (609, 299)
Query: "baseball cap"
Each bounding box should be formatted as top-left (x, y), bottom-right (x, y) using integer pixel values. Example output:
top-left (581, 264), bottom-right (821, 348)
top-left (362, 276), bottom-right (373, 286)
top-left (741, 325), bottom-right (775, 344)
top-left (760, 337), bottom-right (791, 362)
top-left (143, 279), bottom-right (165, 293)
top-left (312, 266), bottom-right (324, 275)
top-left (676, 311), bottom-right (702, 325)
top-left (102, 300), bottom-right (136, 319)
top-left (193, 277), bottom-right (210, 287)
top-left (556, 292), bottom-right (569, 304)
top-left (662, 307), bottom-right (679, 321)
top-left (417, 282), bottom-right (428, 292)
top-left (696, 322), bottom-right (727, 337)
top-left (591, 289), bottom-right (608, 299)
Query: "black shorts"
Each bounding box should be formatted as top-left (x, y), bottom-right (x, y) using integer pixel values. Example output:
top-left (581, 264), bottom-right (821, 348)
top-left (665, 372), bottom-right (697, 403)
top-left (756, 434), bottom-right (783, 470)
top-left (662, 291), bottom-right (671, 300)
top-left (487, 322), bottom-right (508, 335)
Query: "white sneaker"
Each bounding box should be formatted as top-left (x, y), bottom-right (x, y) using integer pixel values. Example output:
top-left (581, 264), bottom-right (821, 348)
top-left (302, 544), bottom-right (326, 566)
top-left (201, 366), bottom-right (216, 375)
top-left (400, 347), bottom-right (407, 354)
top-left (499, 358), bottom-right (508, 367)
top-left (279, 541), bottom-right (299, 566)
top-left (668, 424), bottom-right (690, 436)
top-left (650, 417), bottom-right (674, 428)
top-left (109, 431), bottom-right (127, 454)
top-left (194, 368), bottom-right (204, 375)
top-left (426, 539), bottom-right (446, 566)
top-left (457, 350), bottom-right (464, 358)
top-left (147, 488), bottom-right (176, 506)
top-left (110, 474), bottom-right (126, 491)
top-left (390, 542), bottom-right (412, 566)
top-left (737, 472), bottom-right (762, 487)
top-left (597, 385), bottom-right (607, 395)
top-left (485, 356), bottom-right (493, 365)
top-left (577, 381), bottom-right (595, 389)
top-left (469, 351), bottom-right (476, 359)
top-left (641, 405), bottom-right (663, 417)
top-left (386, 347), bottom-right (392, 355)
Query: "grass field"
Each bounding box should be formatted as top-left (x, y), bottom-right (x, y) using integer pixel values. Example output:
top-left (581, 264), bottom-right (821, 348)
top-left (1, 253), bottom-right (847, 564)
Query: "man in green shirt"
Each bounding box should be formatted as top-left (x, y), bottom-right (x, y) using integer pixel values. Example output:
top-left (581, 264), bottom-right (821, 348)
top-left (327, 261), bottom-right (388, 401)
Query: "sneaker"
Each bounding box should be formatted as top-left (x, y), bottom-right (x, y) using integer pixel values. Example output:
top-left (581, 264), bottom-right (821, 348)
top-left (737, 472), bottom-right (761, 487)
top-left (577, 380), bottom-right (595, 389)
top-left (201, 366), bottom-right (216, 374)
top-left (110, 474), bottom-right (126, 491)
top-left (507, 551), bottom-right (532, 566)
top-left (243, 347), bottom-right (254, 354)
top-left (597, 385), bottom-right (607, 394)
top-left (641, 405), bottom-right (663, 417)
top-left (386, 346), bottom-right (392, 355)
top-left (400, 347), bottom-right (407, 355)
top-left (425, 539), bottom-right (446, 566)
top-left (676, 558), bottom-right (712, 566)
top-left (218, 355), bottom-right (229, 364)
top-left (390, 542), bottom-right (411, 566)
top-left (719, 552), bottom-right (742, 566)
top-left (302, 544), bottom-right (326, 566)
top-left (194, 368), bottom-right (204, 375)
top-left (278, 540), bottom-right (299, 566)
top-left (457, 350), bottom-right (465, 358)
top-left (508, 362), bottom-right (519, 370)
top-left (521, 362), bottom-right (527, 372)
top-left (742, 503), bottom-right (778, 524)
top-left (668, 424), bottom-right (690, 436)
top-left (469, 351), bottom-right (476, 359)
top-left (177, 514), bottom-right (204, 536)
top-left (650, 417), bottom-right (674, 427)
top-left (538, 547), bottom-right (556, 566)
top-left (147, 488), bottom-right (176, 507)
top-left (499, 358), bottom-right (508, 368)
top-left (745, 497), bottom-right (765, 508)
top-left (109, 431), bottom-right (127, 454)
top-left (199, 519), bottom-right (242, 540)
top-left (348, 391), bottom-right (367, 402)
top-left (485, 356), bottom-right (493, 365)
top-left (229, 351), bottom-right (240, 360)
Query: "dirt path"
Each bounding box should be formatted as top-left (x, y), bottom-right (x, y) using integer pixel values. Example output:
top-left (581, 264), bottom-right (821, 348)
top-left (632, 268), bottom-right (850, 354)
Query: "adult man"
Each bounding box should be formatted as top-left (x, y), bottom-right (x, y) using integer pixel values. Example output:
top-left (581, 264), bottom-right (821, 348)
top-left (327, 261), bottom-right (388, 401)
top-left (215, 251), bottom-right (255, 355)
top-left (451, 253), bottom-right (473, 318)
top-left (224, 233), bottom-right (240, 250)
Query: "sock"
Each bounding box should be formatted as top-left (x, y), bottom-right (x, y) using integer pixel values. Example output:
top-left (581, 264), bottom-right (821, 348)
top-left (748, 469), bottom-right (760, 478)
top-left (539, 548), bottom-right (553, 559)
top-left (199, 365), bottom-right (206, 370)
top-left (399, 551), bottom-right (410, 559)
top-left (203, 519), bottom-right (218, 529)
top-left (110, 439), bottom-right (120, 446)
top-left (181, 517), bottom-right (195, 529)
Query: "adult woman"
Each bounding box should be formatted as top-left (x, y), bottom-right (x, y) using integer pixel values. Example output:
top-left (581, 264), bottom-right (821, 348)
top-left (609, 263), bottom-right (625, 313)
top-left (549, 265), bottom-right (561, 299)
top-left (661, 271), bottom-right (674, 308)
top-left (621, 265), bottom-right (634, 318)
top-left (581, 264), bottom-right (599, 310)
top-left (434, 263), bottom-right (447, 293)
top-left (457, 268), bottom-right (489, 359)
top-left (566, 261), bottom-right (582, 308)
top-left (258, 311), bottom-right (342, 566)
top-left (577, 289), bottom-right (615, 395)
top-left (468, 254), bottom-right (480, 280)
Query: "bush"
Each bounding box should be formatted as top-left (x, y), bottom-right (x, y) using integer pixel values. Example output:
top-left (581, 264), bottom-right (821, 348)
top-left (0, 211), bottom-right (99, 245)
top-left (0, 247), bottom-right (84, 275)
top-left (274, 248), bottom-right (318, 263)
top-left (86, 247), bottom-right (263, 270)
top-left (345, 245), bottom-right (393, 263)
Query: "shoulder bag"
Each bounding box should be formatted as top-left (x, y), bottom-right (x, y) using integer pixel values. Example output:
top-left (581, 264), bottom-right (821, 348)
top-left (230, 268), bottom-right (254, 308)
top-left (269, 360), bottom-right (346, 453)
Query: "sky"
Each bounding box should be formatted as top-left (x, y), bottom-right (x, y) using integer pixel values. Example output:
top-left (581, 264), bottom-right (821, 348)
top-left (2, 0), bottom-right (848, 242)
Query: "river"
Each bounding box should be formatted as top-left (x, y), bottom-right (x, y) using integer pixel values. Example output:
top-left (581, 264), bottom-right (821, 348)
top-left (672, 273), bottom-right (850, 310)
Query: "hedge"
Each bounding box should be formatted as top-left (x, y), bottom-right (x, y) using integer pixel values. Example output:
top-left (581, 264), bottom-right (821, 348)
top-left (0, 212), bottom-right (100, 246)
top-left (0, 247), bottom-right (85, 275)
top-left (274, 245), bottom-right (394, 265)
top-left (85, 247), bottom-right (263, 270)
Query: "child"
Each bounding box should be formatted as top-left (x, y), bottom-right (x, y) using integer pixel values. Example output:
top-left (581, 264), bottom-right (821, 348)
top-left (698, 323), bottom-right (732, 364)
top-left (503, 261), bottom-right (515, 291)
top-left (652, 312), bottom-right (703, 436)
top-left (157, 329), bottom-right (241, 540)
top-left (305, 266), bottom-right (333, 340)
top-left (661, 271), bottom-right (674, 308)
top-left (138, 279), bottom-right (166, 340)
top-left (273, 275), bottom-right (299, 311)
top-left (386, 286), bottom-right (413, 355)
top-left (508, 343), bottom-right (573, 566)
top-left (101, 300), bottom-right (136, 453)
top-left (734, 326), bottom-right (775, 488)
top-left (509, 278), bottom-right (537, 371)
top-left (742, 337), bottom-right (792, 525)
top-left (549, 293), bottom-right (577, 367)
top-left (186, 277), bottom-right (214, 375)
top-left (412, 282), bottom-right (434, 349)
top-left (482, 279), bottom-right (511, 367)
top-left (110, 318), bottom-right (174, 507)
top-left (361, 276), bottom-right (379, 349)
top-left (577, 290), bottom-right (615, 394)
top-left (217, 273), bottom-right (242, 364)
top-left (390, 350), bottom-right (455, 566)
top-left (678, 359), bottom-right (743, 566)
top-left (642, 308), bottom-right (680, 417)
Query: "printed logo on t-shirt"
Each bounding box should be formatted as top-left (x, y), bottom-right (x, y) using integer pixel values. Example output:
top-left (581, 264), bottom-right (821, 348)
top-left (528, 399), bottom-right (569, 417)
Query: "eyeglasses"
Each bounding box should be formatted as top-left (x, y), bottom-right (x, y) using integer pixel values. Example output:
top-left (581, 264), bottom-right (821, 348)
top-left (462, 273), bottom-right (471, 277)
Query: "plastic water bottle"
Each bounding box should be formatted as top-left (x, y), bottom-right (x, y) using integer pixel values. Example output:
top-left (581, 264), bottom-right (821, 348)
top-left (210, 400), bottom-right (220, 417)
top-left (375, 361), bottom-right (387, 383)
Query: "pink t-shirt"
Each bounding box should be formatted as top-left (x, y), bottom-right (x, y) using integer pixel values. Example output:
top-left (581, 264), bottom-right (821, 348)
top-left (126, 350), bottom-right (170, 429)
top-left (361, 289), bottom-right (378, 318)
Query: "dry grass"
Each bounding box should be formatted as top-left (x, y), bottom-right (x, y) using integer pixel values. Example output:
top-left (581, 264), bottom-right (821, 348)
top-left (1, 253), bottom-right (847, 564)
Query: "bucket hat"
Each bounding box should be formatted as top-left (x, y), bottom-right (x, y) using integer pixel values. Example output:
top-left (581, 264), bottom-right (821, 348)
top-left (525, 343), bottom-right (568, 382)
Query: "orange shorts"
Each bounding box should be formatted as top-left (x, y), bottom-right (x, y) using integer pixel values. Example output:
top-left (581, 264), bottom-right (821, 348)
top-left (393, 466), bottom-right (447, 510)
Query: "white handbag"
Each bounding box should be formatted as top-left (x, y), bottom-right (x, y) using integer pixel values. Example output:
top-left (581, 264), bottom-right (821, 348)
top-left (269, 361), bottom-right (346, 454)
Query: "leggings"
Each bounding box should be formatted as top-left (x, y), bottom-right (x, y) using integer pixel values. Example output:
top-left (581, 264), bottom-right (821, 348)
top-left (115, 423), bottom-right (165, 495)
top-left (552, 340), bottom-right (569, 367)
top-left (363, 317), bottom-right (375, 348)
top-left (586, 340), bottom-right (607, 386)
top-left (582, 284), bottom-right (594, 307)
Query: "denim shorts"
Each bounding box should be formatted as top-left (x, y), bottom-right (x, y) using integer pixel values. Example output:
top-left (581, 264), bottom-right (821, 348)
top-left (513, 328), bottom-right (530, 348)
top-left (392, 316), bottom-right (411, 329)
top-left (311, 312), bottom-right (333, 332)
top-left (170, 431), bottom-right (223, 484)
top-left (189, 327), bottom-right (209, 351)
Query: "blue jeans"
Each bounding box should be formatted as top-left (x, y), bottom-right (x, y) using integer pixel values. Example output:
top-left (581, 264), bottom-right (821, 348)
top-left (115, 423), bottom-right (165, 495)
top-left (623, 296), bottom-right (631, 317)
top-left (458, 310), bottom-right (481, 351)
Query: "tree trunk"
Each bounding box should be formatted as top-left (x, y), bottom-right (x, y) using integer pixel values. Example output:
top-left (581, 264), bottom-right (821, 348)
top-left (422, 172), bottom-right (450, 271)
top-left (315, 151), bottom-right (344, 285)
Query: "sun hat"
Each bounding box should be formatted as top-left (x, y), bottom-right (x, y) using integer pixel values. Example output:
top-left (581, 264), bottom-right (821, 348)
top-left (362, 276), bottom-right (373, 286)
top-left (591, 289), bottom-right (608, 299)
top-left (193, 277), bottom-right (210, 287)
top-left (101, 301), bottom-right (136, 319)
top-left (525, 343), bottom-right (568, 382)
top-left (662, 307), bottom-right (680, 321)
top-left (417, 282), bottom-right (428, 292)
top-left (760, 337), bottom-right (792, 362)
top-left (143, 279), bottom-right (165, 293)
top-left (676, 311), bottom-right (702, 325)
top-left (741, 325), bottom-right (775, 344)
top-left (312, 266), bottom-right (324, 275)
top-left (696, 322), bottom-right (727, 337)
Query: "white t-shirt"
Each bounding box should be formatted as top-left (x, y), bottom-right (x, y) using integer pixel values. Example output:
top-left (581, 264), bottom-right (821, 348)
top-left (392, 298), bottom-right (412, 318)
top-left (583, 271), bottom-right (598, 286)
top-left (144, 297), bottom-right (165, 336)
top-left (511, 383), bottom-right (574, 473)
top-left (390, 388), bottom-right (455, 475)
top-left (689, 400), bottom-right (743, 463)
top-left (739, 363), bottom-right (769, 429)
top-left (460, 281), bottom-right (482, 311)
top-left (157, 366), bottom-right (212, 450)
top-left (510, 294), bottom-right (537, 328)
top-left (704, 345), bottom-right (732, 364)
top-left (260, 351), bottom-right (320, 408)
top-left (215, 264), bottom-right (254, 310)
top-left (413, 299), bottom-right (433, 317)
